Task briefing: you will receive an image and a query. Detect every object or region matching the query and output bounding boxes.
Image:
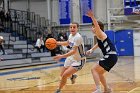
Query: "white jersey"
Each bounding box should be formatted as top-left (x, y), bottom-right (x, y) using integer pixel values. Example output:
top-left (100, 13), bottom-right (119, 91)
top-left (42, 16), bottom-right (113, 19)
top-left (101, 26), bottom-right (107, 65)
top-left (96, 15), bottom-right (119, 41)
top-left (68, 33), bottom-right (85, 61)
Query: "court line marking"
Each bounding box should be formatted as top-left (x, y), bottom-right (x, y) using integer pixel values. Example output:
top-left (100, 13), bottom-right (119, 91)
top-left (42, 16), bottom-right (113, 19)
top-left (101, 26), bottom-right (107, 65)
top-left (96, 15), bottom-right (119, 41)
top-left (0, 60), bottom-right (95, 76)
top-left (128, 87), bottom-right (140, 93)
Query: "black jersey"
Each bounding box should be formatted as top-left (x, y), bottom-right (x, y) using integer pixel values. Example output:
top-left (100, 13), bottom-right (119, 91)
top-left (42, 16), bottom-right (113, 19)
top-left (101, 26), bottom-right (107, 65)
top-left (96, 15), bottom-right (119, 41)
top-left (97, 37), bottom-right (116, 56)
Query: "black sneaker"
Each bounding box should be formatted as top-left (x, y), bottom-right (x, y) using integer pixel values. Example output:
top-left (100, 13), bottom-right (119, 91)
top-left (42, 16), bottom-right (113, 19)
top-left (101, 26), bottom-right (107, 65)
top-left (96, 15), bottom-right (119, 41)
top-left (55, 89), bottom-right (61, 93)
top-left (70, 74), bottom-right (77, 84)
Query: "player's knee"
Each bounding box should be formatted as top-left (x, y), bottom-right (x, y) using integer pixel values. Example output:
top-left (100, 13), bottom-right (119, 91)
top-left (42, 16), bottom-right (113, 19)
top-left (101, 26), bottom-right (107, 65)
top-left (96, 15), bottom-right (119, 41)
top-left (91, 67), bottom-right (96, 73)
top-left (91, 66), bottom-right (101, 73)
top-left (61, 74), bottom-right (69, 79)
top-left (60, 73), bottom-right (63, 77)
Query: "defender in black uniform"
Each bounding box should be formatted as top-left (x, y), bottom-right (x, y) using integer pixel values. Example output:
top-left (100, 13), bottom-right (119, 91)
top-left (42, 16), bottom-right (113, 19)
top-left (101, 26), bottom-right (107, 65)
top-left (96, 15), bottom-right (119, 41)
top-left (86, 10), bottom-right (118, 93)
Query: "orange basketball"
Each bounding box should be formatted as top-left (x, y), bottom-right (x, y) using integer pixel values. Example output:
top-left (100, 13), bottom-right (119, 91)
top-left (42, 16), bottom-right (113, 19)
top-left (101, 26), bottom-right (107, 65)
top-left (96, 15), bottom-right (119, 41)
top-left (45, 38), bottom-right (57, 50)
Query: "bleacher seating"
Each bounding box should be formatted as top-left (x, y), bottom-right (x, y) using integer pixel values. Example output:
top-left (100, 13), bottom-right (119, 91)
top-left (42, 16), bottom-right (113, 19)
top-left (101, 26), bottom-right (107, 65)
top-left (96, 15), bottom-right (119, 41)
top-left (0, 32), bottom-right (56, 70)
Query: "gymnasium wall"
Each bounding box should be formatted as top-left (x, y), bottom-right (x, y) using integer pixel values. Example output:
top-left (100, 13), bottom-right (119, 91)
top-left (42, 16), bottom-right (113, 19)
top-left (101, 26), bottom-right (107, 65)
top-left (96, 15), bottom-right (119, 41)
top-left (133, 31), bottom-right (140, 56)
top-left (10, 0), bottom-right (27, 11)
top-left (8, 0), bottom-right (140, 56)
top-left (94, 0), bottom-right (107, 23)
top-left (51, 0), bottom-right (59, 24)
top-left (10, 0), bottom-right (48, 20)
top-left (30, 0), bottom-right (48, 19)
top-left (71, 0), bottom-right (80, 23)
top-left (9, 0), bottom-right (124, 24)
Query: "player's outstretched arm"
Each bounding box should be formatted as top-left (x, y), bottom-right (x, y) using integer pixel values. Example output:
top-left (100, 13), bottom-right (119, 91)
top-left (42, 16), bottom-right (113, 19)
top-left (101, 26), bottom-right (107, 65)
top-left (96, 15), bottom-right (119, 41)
top-left (57, 41), bottom-right (69, 46)
top-left (86, 10), bottom-right (101, 34)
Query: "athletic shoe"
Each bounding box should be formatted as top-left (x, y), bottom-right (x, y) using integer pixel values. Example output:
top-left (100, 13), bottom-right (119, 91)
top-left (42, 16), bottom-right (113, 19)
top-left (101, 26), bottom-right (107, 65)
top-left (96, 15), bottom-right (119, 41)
top-left (103, 88), bottom-right (112, 93)
top-left (55, 89), bottom-right (61, 93)
top-left (92, 89), bottom-right (102, 93)
top-left (70, 74), bottom-right (77, 84)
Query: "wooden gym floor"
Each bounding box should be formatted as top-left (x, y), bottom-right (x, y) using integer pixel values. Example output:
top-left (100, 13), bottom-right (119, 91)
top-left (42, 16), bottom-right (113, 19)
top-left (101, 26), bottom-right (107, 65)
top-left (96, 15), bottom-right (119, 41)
top-left (0, 56), bottom-right (140, 93)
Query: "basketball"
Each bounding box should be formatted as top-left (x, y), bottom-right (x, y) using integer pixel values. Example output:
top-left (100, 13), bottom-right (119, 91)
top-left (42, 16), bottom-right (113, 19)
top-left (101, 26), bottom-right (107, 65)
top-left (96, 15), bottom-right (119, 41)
top-left (45, 38), bottom-right (57, 50)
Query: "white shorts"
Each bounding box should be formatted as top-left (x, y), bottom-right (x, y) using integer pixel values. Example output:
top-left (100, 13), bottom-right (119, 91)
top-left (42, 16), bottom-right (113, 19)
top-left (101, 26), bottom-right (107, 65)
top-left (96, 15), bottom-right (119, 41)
top-left (64, 57), bottom-right (86, 71)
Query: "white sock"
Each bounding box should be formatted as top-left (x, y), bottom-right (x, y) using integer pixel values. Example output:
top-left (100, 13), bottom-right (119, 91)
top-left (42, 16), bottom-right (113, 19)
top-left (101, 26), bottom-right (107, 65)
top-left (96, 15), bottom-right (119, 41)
top-left (96, 85), bottom-right (101, 90)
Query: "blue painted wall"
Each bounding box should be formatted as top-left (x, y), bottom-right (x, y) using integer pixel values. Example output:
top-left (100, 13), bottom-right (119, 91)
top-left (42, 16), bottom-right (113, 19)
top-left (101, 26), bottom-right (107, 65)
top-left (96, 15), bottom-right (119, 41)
top-left (105, 30), bottom-right (134, 56)
top-left (115, 30), bottom-right (134, 56)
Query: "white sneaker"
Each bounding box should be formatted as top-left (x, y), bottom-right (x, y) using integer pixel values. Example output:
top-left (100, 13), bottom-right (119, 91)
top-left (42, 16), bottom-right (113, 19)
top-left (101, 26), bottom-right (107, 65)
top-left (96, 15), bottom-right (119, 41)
top-left (92, 89), bottom-right (102, 93)
top-left (103, 88), bottom-right (112, 93)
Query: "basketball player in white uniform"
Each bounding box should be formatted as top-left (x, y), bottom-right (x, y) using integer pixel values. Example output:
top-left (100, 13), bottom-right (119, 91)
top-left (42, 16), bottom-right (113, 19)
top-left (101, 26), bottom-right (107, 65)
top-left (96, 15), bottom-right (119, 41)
top-left (54, 22), bottom-right (86, 93)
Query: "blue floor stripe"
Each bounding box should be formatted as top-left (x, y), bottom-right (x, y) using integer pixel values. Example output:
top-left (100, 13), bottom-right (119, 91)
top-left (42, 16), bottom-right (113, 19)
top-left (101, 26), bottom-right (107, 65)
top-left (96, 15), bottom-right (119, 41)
top-left (0, 64), bottom-right (63, 76)
top-left (0, 60), bottom-right (94, 76)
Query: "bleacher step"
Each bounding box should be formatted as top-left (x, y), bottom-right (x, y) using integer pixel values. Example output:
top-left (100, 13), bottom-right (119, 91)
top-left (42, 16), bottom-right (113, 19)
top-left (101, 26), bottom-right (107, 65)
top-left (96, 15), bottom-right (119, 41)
top-left (31, 52), bottom-right (51, 57)
top-left (5, 40), bottom-right (27, 45)
top-left (32, 57), bottom-right (40, 62)
top-left (13, 49), bottom-right (22, 53)
top-left (5, 49), bottom-right (36, 54)
top-left (1, 54), bottom-right (23, 60)
top-left (14, 44), bottom-right (33, 49)
top-left (0, 57), bottom-right (57, 70)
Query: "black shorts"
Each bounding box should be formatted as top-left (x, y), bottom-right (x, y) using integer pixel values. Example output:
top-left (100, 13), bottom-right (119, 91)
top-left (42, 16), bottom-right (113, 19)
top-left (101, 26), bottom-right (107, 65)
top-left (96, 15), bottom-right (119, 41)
top-left (99, 54), bottom-right (118, 72)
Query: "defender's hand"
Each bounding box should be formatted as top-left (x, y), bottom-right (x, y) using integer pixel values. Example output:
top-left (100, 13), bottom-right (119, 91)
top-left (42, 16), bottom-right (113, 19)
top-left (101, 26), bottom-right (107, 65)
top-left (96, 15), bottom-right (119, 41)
top-left (86, 49), bottom-right (93, 55)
